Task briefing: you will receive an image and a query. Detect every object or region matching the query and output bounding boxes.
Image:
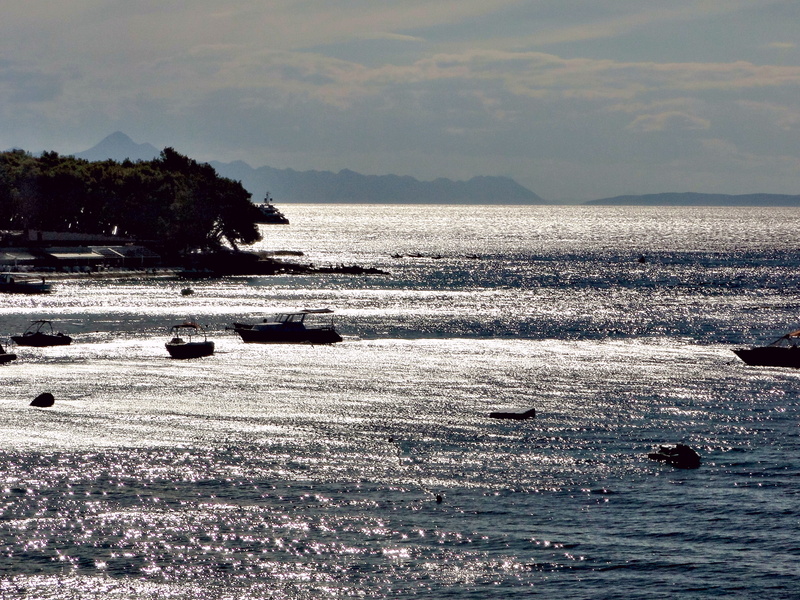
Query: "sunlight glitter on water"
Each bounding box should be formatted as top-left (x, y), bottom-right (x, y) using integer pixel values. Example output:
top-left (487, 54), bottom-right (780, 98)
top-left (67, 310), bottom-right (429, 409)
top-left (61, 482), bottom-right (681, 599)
top-left (2, 206), bottom-right (800, 598)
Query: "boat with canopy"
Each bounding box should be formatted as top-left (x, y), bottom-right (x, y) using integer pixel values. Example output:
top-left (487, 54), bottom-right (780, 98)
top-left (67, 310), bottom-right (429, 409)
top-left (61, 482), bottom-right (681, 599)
top-left (165, 321), bottom-right (215, 359)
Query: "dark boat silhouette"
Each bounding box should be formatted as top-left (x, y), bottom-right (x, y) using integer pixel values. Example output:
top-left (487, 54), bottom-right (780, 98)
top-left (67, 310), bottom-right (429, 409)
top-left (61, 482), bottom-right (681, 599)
top-left (0, 344), bottom-right (16, 364)
top-left (231, 309), bottom-right (342, 344)
top-left (255, 192), bottom-right (289, 224)
top-left (12, 320), bottom-right (72, 347)
top-left (165, 321), bottom-right (215, 359)
top-left (0, 274), bottom-right (51, 294)
top-left (733, 329), bottom-right (800, 368)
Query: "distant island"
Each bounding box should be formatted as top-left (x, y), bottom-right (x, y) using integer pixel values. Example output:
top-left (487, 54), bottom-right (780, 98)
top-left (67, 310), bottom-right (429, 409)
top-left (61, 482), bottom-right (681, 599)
top-left (54, 133), bottom-right (800, 207)
top-left (585, 192), bottom-right (800, 207)
top-left (74, 133), bottom-right (547, 205)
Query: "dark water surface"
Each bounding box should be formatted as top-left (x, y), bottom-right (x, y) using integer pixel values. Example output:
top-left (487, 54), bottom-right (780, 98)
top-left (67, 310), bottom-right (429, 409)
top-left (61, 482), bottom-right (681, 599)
top-left (0, 206), bottom-right (798, 598)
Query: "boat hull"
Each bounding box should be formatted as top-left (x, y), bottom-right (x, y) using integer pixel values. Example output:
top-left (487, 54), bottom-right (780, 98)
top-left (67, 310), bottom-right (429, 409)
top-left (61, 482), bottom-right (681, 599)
top-left (0, 275), bottom-right (51, 294)
top-left (12, 333), bottom-right (72, 347)
top-left (166, 341), bottom-right (215, 359)
top-left (733, 347), bottom-right (800, 368)
top-left (255, 215), bottom-right (289, 224)
top-left (234, 325), bottom-right (342, 344)
top-left (0, 353), bottom-right (17, 364)
top-left (0, 284), bottom-right (51, 294)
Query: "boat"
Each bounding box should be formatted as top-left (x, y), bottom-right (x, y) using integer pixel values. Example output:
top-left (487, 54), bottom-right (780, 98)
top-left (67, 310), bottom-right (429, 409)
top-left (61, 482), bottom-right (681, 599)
top-left (231, 309), bottom-right (342, 344)
top-left (255, 192), bottom-right (289, 224)
top-left (0, 344), bottom-right (17, 364)
top-left (12, 320), bottom-right (72, 346)
top-left (165, 321), bottom-right (215, 359)
top-left (488, 408), bottom-right (536, 420)
top-left (0, 273), bottom-right (51, 294)
top-left (733, 329), bottom-right (800, 367)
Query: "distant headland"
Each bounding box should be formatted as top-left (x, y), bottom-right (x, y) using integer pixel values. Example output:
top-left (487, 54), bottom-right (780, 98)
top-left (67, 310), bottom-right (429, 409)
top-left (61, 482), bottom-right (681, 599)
top-left (13, 133), bottom-right (799, 206)
top-left (586, 192), bottom-right (800, 207)
top-left (74, 133), bottom-right (548, 205)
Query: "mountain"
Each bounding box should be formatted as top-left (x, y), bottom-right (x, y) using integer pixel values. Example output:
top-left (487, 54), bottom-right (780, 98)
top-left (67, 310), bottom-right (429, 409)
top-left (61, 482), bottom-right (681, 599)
top-left (73, 133), bottom-right (547, 204)
top-left (585, 192), bottom-right (800, 206)
top-left (209, 161), bottom-right (546, 204)
top-left (73, 132), bottom-right (160, 163)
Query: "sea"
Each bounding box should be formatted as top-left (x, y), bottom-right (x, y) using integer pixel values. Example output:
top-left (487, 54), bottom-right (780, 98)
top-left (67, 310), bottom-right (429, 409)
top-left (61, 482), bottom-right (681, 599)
top-left (0, 204), bottom-right (798, 599)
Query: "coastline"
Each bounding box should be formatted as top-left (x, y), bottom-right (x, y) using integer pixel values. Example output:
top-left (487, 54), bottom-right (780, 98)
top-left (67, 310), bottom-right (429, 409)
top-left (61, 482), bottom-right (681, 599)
top-left (2, 258), bottom-right (388, 282)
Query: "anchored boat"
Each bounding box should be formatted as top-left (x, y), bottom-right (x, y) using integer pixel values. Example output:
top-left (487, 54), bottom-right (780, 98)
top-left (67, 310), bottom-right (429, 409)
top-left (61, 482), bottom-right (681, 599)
top-left (0, 344), bottom-right (16, 364)
top-left (165, 321), bottom-right (215, 359)
top-left (255, 192), bottom-right (289, 224)
top-left (0, 274), bottom-right (51, 294)
top-left (12, 320), bottom-right (72, 347)
top-left (231, 309), bottom-right (342, 344)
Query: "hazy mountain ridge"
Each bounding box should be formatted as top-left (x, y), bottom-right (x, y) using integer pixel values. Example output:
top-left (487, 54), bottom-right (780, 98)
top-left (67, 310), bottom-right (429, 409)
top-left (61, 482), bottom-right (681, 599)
top-left (586, 192), bottom-right (800, 206)
top-left (73, 133), bottom-right (547, 204)
top-left (69, 134), bottom-right (798, 206)
top-left (209, 162), bottom-right (543, 204)
top-left (73, 131), bottom-right (161, 163)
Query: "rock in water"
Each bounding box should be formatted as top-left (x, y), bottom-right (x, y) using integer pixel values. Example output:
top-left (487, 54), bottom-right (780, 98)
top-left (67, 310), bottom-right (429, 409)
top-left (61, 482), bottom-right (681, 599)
top-left (30, 393), bottom-right (55, 407)
top-left (647, 444), bottom-right (701, 469)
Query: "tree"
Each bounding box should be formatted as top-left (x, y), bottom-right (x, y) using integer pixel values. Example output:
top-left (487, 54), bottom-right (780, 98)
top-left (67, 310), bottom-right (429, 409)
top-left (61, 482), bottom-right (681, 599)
top-left (0, 147), bottom-right (263, 257)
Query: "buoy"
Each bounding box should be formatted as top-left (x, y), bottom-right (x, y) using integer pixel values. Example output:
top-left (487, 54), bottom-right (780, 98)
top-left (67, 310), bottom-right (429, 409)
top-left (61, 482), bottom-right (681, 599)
top-left (30, 392), bottom-right (55, 408)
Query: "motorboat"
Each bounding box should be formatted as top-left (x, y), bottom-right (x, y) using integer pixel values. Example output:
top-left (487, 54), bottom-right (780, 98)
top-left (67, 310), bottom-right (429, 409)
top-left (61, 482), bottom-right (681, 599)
top-left (12, 320), bottom-right (72, 347)
top-left (231, 309), bottom-right (342, 344)
top-left (255, 192), bottom-right (289, 224)
top-left (0, 274), bottom-right (51, 294)
top-left (0, 344), bottom-right (17, 364)
top-left (165, 321), bottom-right (215, 359)
top-left (733, 329), bottom-right (800, 368)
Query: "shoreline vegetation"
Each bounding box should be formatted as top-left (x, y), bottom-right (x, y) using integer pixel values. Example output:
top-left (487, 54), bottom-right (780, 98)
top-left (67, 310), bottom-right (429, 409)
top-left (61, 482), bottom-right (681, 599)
top-left (0, 147), bottom-right (387, 278)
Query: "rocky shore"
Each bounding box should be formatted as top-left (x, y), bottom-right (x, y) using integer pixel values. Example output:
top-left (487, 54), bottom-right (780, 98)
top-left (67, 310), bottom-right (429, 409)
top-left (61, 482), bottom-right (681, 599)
top-left (7, 251), bottom-right (387, 280)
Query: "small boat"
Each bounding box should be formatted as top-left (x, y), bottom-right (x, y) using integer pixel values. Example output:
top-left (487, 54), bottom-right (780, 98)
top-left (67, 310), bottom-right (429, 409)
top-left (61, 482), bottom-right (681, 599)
top-left (0, 344), bottom-right (17, 364)
top-left (12, 320), bottom-right (72, 347)
top-left (231, 309), bottom-right (342, 344)
top-left (0, 274), bottom-right (51, 294)
top-left (488, 408), bottom-right (536, 420)
top-left (165, 321), bottom-right (215, 359)
top-left (255, 192), bottom-right (289, 224)
top-left (733, 329), bottom-right (800, 368)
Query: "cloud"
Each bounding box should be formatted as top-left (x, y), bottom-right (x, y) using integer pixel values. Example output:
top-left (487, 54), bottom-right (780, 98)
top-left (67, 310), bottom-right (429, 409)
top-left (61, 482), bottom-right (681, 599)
top-left (765, 42), bottom-right (796, 50)
top-left (467, 0), bottom-right (778, 48)
top-left (357, 51), bottom-right (800, 103)
top-left (737, 100), bottom-right (800, 130)
top-left (2, 1), bottom-right (800, 198)
top-left (6, 3), bottom-right (800, 114)
top-left (698, 137), bottom-right (800, 173)
top-left (626, 111), bottom-right (711, 133)
top-left (359, 32), bottom-right (425, 44)
top-left (0, 59), bottom-right (64, 103)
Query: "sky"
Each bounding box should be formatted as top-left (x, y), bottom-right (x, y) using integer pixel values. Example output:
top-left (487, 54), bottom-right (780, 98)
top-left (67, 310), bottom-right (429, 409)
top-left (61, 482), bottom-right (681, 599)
top-left (2, 1), bottom-right (800, 202)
